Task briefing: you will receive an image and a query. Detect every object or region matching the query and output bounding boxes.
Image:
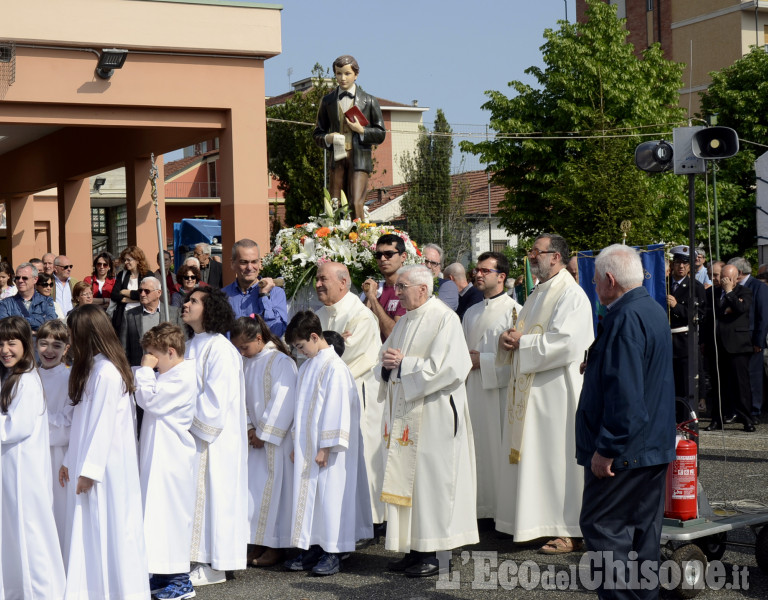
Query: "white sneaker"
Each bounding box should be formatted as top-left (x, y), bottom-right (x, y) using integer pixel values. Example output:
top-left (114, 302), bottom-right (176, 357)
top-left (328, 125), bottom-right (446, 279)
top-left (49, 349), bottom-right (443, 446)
top-left (188, 563), bottom-right (226, 587)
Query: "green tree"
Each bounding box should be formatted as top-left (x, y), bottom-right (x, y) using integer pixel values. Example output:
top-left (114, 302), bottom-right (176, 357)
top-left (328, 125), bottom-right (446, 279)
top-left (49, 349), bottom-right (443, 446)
top-left (400, 109), bottom-right (470, 262)
top-left (461, 0), bottom-right (688, 252)
top-left (699, 47), bottom-right (768, 264)
top-left (266, 63), bottom-right (331, 226)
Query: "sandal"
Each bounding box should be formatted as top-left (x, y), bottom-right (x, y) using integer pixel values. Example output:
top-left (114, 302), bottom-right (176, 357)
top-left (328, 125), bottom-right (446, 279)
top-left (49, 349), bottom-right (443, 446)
top-left (538, 537), bottom-right (583, 554)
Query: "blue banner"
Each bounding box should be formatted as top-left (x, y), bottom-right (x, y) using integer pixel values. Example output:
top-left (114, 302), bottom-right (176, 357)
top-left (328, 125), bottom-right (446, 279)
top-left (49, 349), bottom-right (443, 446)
top-left (577, 244), bottom-right (667, 335)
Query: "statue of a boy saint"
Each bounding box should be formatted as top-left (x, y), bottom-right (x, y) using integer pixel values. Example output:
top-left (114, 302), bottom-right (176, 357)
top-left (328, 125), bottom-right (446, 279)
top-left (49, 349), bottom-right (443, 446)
top-left (313, 55), bottom-right (386, 220)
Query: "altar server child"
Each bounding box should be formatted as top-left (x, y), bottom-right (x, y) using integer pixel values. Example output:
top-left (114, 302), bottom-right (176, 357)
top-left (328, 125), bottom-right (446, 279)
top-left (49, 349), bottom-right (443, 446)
top-left (37, 318), bottom-right (73, 552)
top-left (135, 322), bottom-right (197, 600)
top-left (231, 315), bottom-right (297, 568)
top-left (0, 315), bottom-right (66, 599)
top-left (60, 305), bottom-right (150, 600)
top-left (282, 311), bottom-right (372, 576)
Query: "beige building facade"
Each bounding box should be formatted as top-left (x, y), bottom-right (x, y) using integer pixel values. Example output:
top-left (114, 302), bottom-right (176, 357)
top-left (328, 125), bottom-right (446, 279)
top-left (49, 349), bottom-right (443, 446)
top-left (0, 0), bottom-right (281, 281)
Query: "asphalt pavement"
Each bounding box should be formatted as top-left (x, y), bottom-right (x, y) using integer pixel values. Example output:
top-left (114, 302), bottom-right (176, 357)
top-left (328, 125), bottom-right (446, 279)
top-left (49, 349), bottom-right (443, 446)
top-left (194, 423), bottom-right (768, 600)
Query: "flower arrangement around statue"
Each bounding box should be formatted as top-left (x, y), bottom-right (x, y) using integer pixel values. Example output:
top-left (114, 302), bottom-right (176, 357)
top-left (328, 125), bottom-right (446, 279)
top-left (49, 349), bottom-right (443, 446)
top-left (261, 190), bottom-right (422, 299)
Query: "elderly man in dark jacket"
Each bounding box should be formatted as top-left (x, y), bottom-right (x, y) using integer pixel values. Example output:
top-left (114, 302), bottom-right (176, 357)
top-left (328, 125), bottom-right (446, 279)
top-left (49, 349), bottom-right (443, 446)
top-left (576, 244), bottom-right (676, 600)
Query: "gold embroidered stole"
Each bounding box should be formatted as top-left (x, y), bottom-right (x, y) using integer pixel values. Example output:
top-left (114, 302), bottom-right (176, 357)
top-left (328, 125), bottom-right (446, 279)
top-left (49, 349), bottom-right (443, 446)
top-left (379, 303), bottom-right (431, 507)
top-left (507, 271), bottom-right (573, 464)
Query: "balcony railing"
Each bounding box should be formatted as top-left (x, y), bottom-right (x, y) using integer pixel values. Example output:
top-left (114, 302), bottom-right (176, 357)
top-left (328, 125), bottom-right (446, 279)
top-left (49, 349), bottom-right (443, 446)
top-left (165, 181), bottom-right (219, 198)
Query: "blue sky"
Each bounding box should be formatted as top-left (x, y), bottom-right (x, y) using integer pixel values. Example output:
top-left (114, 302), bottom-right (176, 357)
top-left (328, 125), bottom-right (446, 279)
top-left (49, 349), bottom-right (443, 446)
top-left (262, 0), bottom-right (575, 128)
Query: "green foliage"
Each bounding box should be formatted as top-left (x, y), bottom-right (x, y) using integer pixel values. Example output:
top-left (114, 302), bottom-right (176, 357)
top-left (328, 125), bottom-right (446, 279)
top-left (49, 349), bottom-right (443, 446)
top-left (461, 0), bottom-right (688, 252)
top-left (699, 47), bottom-right (768, 263)
top-left (266, 63), bottom-right (331, 226)
top-left (400, 109), bottom-right (471, 262)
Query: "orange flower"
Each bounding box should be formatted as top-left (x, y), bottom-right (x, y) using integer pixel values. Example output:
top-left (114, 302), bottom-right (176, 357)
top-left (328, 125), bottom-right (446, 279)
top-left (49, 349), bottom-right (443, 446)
top-left (411, 240), bottom-right (418, 249)
top-left (316, 227), bottom-right (331, 238)
top-left (349, 232), bottom-right (358, 241)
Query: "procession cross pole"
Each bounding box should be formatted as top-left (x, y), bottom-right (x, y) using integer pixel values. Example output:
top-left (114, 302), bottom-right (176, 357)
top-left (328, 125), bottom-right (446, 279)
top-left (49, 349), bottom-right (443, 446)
top-left (149, 153), bottom-right (170, 322)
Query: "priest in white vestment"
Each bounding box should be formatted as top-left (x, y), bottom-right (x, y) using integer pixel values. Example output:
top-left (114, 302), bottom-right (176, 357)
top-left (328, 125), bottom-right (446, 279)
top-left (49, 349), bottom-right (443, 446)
top-left (182, 287), bottom-right (248, 586)
top-left (1, 369), bottom-right (66, 600)
top-left (134, 325), bottom-right (197, 592)
top-left (462, 251), bottom-right (522, 520)
top-left (316, 262), bottom-right (385, 527)
top-left (377, 265), bottom-right (478, 578)
top-left (496, 234), bottom-right (594, 553)
top-left (284, 311), bottom-right (372, 576)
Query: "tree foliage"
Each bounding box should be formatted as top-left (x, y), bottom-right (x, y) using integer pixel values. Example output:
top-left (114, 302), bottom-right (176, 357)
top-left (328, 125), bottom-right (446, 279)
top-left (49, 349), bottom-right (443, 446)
top-left (400, 109), bottom-right (471, 262)
top-left (699, 47), bottom-right (768, 263)
top-left (461, 0), bottom-right (688, 252)
top-left (266, 63), bottom-right (331, 226)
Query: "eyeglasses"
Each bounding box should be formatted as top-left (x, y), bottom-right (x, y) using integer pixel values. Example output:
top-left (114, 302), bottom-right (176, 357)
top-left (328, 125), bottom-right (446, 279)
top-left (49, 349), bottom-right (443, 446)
top-left (374, 250), bottom-right (400, 260)
top-left (424, 259), bottom-right (440, 268)
top-left (182, 275), bottom-right (197, 281)
top-left (528, 248), bottom-right (557, 258)
top-left (15, 276), bottom-right (30, 282)
top-left (95, 262), bottom-right (109, 268)
top-left (139, 288), bottom-right (158, 295)
top-left (57, 264), bottom-right (73, 270)
top-left (394, 282), bottom-right (420, 292)
top-left (476, 267), bottom-right (501, 275)
top-left (37, 282), bottom-right (53, 287)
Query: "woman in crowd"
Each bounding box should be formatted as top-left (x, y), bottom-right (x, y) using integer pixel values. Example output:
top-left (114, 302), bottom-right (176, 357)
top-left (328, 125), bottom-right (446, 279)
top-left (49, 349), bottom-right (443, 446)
top-left (171, 264), bottom-right (203, 308)
top-left (110, 245), bottom-right (155, 333)
top-left (36, 272), bottom-right (66, 320)
top-left (84, 252), bottom-right (116, 309)
top-left (0, 261), bottom-right (17, 299)
top-left (182, 286), bottom-right (248, 586)
top-left (60, 305), bottom-right (149, 599)
top-left (70, 281), bottom-right (94, 314)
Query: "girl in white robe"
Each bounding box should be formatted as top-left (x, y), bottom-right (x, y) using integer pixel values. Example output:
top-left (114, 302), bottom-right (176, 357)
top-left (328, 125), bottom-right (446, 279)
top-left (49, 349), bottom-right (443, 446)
top-left (231, 316), bottom-right (296, 567)
top-left (37, 319), bottom-right (74, 553)
top-left (60, 305), bottom-right (150, 600)
top-left (0, 315), bottom-right (66, 599)
top-left (182, 287), bottom-right (247, 585)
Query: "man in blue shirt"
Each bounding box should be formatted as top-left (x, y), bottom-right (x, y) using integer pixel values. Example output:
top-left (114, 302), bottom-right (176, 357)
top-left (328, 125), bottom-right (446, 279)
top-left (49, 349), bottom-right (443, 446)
top-left (222, 239), bottom-right (287, 337)
top-left (0, 262), bottom-right (57, 332)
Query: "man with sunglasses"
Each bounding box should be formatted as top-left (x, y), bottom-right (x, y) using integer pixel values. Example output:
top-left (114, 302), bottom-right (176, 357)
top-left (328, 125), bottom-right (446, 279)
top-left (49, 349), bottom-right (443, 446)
top-left (362, 234), bottom-right (408, 341)
top-left (496, 233), bottom-right (594, 555)
top-left (120, 277), bottom-right (183, 367)
top-left (461, 252), bottom-right (521, 523)
top-left (52, 255), bottom-right (79, 316)
top-left (0, 263), bottom-right (57, 332)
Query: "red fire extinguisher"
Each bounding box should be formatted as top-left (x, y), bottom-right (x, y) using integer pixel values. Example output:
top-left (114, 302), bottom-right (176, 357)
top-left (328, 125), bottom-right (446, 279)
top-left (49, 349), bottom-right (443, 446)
top-left (664, 421), bottom-right (698, 521)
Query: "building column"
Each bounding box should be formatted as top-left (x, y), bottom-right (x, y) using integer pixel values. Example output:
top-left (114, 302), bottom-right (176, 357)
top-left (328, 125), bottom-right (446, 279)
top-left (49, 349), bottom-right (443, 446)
top-left (126, 156), bottom-right (165, 268)
top-left (57, 178), bottom-right (93, 278)
top-left (6, 194), bottom-right (36, 268)
top-left (218, 105), bottom-right (269, 285)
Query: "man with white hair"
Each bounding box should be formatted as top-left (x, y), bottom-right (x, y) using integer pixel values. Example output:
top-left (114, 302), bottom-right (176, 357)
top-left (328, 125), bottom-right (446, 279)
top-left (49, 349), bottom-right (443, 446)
top-left (577, 244), bottom-right (675, 598)
top-left (194, 243), bottom-right (223, 288)
top-left (444, 262), bottom-right (483, 321)
top-left (376, 264), bottom-right (478, 577)
top-left (315, 262), bottom-right (386, 536)
top-left (120, 276), bottom-right (183, 367)
top-left (496, 233), bottom-right (593, 553)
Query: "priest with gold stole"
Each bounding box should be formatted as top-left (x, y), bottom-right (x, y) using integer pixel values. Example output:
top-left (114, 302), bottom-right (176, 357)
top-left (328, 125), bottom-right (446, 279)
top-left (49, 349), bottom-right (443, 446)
top-left (496, 234), bottom-right (593, 554)
top-left (376, 265), bottom-right (478, 578)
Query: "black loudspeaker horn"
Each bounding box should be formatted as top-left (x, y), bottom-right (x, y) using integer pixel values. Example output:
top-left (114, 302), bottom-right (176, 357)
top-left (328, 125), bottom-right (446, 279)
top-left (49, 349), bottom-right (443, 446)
top-left (691, 127), bottom-right (739, 160)
top-left (635, 140), bottom-right (674, 173)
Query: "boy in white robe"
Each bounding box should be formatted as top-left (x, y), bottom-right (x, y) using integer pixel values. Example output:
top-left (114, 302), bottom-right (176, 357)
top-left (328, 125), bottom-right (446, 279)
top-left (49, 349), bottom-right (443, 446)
top-left (283, 311), bottom-right (372, 576)
top-left (37, 319), bottom-right (74, 553)
top-left (135, 323), bottom-right (197, 600)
